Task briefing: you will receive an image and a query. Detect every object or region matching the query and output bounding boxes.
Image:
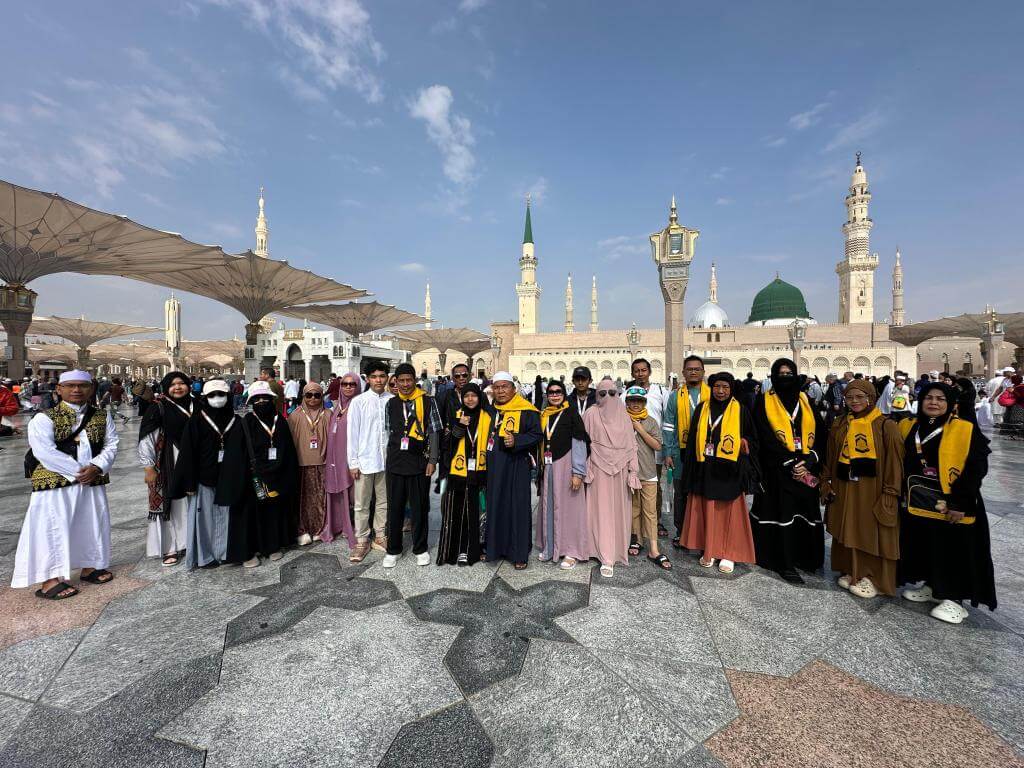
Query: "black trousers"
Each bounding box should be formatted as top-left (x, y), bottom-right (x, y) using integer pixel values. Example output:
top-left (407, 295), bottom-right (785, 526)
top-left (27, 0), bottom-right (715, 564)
top-left (673, 475), bottom-right (688, 538)
top-left (386, 472), bottom-right (429, 555)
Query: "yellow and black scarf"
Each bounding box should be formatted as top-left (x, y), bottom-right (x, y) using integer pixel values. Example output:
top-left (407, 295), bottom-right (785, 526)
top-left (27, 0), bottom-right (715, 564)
top-left (899, 416), bottom-right (972, 494)
top-left (764, 390), bottom-right (815, 454)
top-left (677, 382), bottom-right (710, 445)
top-left (540, 401), bottom-right (568, 432)
top-left (449, 408), bottom-right (491, 477)
top-left (494, 393), bottom-right (538, 438)
top-left (837, 408), bottom-right (882, 478)
top-left (628, 406), bottom-right (649, 423)
top-left (398, 388), bottom-right (425, 441)
top-left (695, 399), bottom-right (741, 463)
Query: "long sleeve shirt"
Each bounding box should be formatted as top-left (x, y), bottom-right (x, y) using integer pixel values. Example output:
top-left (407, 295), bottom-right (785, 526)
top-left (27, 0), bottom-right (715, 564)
top-left (346, 389), bottom-right (393, 474)
top-left (28, 402), bottom-right (118, 482)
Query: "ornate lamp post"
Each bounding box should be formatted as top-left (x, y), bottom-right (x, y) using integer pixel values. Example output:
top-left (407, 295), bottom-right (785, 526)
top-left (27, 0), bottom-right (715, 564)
top-left (787, 319), bottom-right (807, 370)
top-left (490, 330), bottom-right (502, 376)
top-left (626, 322), bottom-right (640, 362)
top-left (981, 308), bottom-right (1004, 377)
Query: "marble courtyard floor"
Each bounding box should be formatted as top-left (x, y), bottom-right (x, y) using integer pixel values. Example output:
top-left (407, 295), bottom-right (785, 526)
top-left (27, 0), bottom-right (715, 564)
top-left (0, 417), bottom-right (1023, 767)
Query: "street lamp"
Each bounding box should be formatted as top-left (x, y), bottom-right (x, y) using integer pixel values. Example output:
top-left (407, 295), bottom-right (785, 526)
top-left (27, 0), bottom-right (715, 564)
top-left (787, 319), bottom-right (807, 370)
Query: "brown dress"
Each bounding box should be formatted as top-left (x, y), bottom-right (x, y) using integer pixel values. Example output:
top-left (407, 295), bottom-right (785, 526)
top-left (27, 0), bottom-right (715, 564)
top-left (821, 413), bottom-right (904, 595)
top-left (288, 404), bottom-right (329, 538)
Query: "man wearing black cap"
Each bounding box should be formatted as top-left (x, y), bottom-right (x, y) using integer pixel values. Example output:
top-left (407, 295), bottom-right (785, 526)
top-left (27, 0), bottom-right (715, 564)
top-left (570, 366), bottom-right (596, 417)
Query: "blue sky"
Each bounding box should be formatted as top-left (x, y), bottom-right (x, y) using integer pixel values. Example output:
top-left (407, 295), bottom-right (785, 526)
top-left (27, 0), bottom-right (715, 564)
top-left (2, 1), bottom-right (1022, 339)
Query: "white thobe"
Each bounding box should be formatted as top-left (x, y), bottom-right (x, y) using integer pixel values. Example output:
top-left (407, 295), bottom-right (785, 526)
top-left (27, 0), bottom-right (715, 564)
top-left (12, 403), bottom-right (119, 588)
top-left (346, 389), bottom-right (392, 475)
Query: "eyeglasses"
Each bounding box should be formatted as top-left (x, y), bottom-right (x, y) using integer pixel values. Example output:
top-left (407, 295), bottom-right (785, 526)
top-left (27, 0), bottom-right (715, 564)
top-left (547, 390), bottom-right (564, 397)
top-left (304, 393), bottom-right (323, 399)
top-left (844, 394), bottom-right (869, 402)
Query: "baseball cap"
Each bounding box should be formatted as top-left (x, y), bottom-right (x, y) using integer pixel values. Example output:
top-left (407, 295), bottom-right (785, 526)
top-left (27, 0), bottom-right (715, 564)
top-left (571, 366), bottom-right (592, 381)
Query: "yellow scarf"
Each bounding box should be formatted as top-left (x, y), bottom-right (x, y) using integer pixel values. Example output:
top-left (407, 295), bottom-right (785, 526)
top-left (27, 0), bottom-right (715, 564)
top-left (900, 416), bottom-right (973, 494)
top-left (494, 393), bottom-right (538, 438)
top-left (628, 407), bottom-right (649, 422)
top-left (838, 408), bottom-right (882, 466)
top-left (398, 388), bottom-right (425, 441)
top-left (764, 390), bottom-right (815, 454)
top-left (540, 401), bottom-right (568, 432)
top-left (449, 409), bottom-right (491, 477)
top-left (695, 399), bottom-right (741, 463)
top-left (677, 382), bottom-right (710, 445)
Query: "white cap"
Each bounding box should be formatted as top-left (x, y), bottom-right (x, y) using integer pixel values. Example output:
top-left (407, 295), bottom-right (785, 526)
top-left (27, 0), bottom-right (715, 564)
top-left (246, 381), bottom-right (274, 400)
top-left (1003, 366), bottom-right (1015, 374)
top-left (58, 370), bottom-right (92, 384)
top-left (202, 379), bottom-right (230, 396)
top-left (492, 371), bottom-right (514, 384)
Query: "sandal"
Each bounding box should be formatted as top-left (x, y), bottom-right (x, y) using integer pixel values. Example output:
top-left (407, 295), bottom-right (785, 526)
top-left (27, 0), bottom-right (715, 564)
top-left (514, 562), bottom-right (528, 570)
top-left (559, 557), bottom-right (577, 571)
top-left (647, 554), bottom-right (672, 571)
top-left (349, 543), bottom-right (370, 563)
top-left (599, 564), bottom-right (614, 578)
top-left (628, 541), bottom-right (641, 557)
top-left (35, 582), bottom-right (78, 600)
top-left (671, 537), bottom-right (685, 551)
top-left (718, 559), bottom-right (735, 574)
top-left (161, 554), bottom-right (181, 567)
top-left (80, 568), bottom-right (114, 584)
top-left (657, 524), bottom-right (669, 538)
top-left (699, 556), bottom-right (715, 568)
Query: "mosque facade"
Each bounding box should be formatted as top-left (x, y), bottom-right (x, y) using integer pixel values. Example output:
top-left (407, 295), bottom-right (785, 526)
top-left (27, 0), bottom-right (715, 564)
top-left (494, 155), bottom-right (917, 383)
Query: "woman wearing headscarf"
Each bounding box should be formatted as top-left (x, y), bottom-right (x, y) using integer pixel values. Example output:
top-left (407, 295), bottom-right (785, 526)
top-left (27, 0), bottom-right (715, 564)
top-left (680, 372), bottom-right (758, 574)
top-left (323, 372), bottom-right (359, 550)
top-left (820, 378), bottom-right (904, 598)
top-left (288, 381), bottom-right (329, 546)
top-left (897, 382), bottom-right (995, 623)
top-left (750, 358), bottom-right (828, 583)
top-left (583, 377), bottom-right (640, 578)
top-left (437, 382), bottom-right (490, 565)
top-left (1001, 374), bottom-right (1024, 434)
top-left (223, 381), bottom-right (299, 567)
top-left (138, 371), bottom-right (194, 566)
top-left (169, 379), bottom-right (237, 569)
top-left (535, 379), bottom-right (589, 570)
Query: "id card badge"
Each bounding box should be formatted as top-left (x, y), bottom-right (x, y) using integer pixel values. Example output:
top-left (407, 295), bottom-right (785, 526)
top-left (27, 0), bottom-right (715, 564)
top-left (486, 437), bottom-right (495, 452)
top-left (924, 465), bottom-right (938, 478)
top-left (467, 458), bottom-right (477, 472)
top-left (217, 449), bottom-right (225, 463)
top-left (309, 438), bottom-right (319, 451)
top-left (793, 435), bottom-right (803, 451)
top-left (400, 437), bottom-right (410, 451)
top-left (267, 447), bottom-right (278, 460)
top-left (332, 423), bottom-right (338, 434)
top-left (543, 450), bottom-right (553, 465)
top-left (704, 443), bottom-right (715, 457)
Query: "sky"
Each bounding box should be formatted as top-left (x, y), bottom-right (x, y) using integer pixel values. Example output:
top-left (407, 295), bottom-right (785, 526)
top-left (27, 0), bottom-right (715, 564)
top-left (2, 1), bottom-right (1023, 340)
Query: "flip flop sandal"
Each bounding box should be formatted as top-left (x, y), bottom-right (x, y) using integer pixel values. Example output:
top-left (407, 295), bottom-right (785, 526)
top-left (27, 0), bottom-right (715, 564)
top-left (36, 582), bottom-right (78, 600)
top-left (514, 562), bottom-right (528, 570)
top-left (647, 554), bottom-right (672, 570)
top-left (657, 525), bottom-right (669, 537)
top-left (628, 543), bottom-right (642, 557)
top-left (162, 554), bottom-right (181, 567)
top-left (671, 538), bottom-right (685, 550)
top-left (80, 569), bottom-right (114, 584)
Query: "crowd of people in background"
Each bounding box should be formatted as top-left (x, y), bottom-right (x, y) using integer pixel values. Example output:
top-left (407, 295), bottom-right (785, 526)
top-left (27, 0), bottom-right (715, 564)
top-left (3, 355), bottom-right (1021, 627)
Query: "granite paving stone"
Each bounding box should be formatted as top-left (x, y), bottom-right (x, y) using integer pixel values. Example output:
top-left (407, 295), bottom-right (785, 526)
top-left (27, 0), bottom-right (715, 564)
top-left (131, 544), bottom-right (305, 590)
top-left (160, 603), bottom-right (462, 768)
top-left (555, 579), bottom-right (720, 667)
top-left (361, 548), bottom-right (499, 599)
top-left (0, 653), bottom-right (217, 768)
top-left (0, 628), bottom-right (86, 701)
top-left (471, 639), bottom-right (696, 768)
top-left (408, 577), bottom-right (589, 695)
top-left (0, 693), bottom-right (33, 753)
top-left (224, 551), bottom-right (400, 647)
top-left (378, 700), bottom-right (494, 768)
top-left (494, 557), bottom-right (594, 590)
top-left (583, 552), bottom-right (696, 593)
top-left (42, 580), bottom-right (261, 711)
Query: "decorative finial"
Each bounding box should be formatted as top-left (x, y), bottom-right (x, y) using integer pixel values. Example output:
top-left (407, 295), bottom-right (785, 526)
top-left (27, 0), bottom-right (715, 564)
top-left (671, 194), bottom-right (676, 210)
top-left (775, 271), bottom-right (780, 280)
top-left (855, 151), bottom-right (862, 167)
top-left (526, 192), bottom-right (531, 208)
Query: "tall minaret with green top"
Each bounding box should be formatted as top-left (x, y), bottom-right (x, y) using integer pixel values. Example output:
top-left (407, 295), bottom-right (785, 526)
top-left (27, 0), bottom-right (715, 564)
top-left (515, 195), bottom-right (541, 334)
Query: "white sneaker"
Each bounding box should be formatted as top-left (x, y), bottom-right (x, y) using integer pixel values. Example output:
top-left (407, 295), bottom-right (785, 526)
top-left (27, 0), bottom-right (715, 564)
top-left (848, 577), bottom-right (878, 598)
top-left (416, 552), bottom-right (430, 566)
top-left (297, 533), bottom-right (313, 546)
top-left (242, 556), bottom-right (260, 568)
top-left (382, 554), bottom-right (399, 569)
top-left (930, 600), bottom-right (968, 624)
top-left (837, 574), bottom-right (851, 589)
top-left (902, 584), bottom-right (938, 603)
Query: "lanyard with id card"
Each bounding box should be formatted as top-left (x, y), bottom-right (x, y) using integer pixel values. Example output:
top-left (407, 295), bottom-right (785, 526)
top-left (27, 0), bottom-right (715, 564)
top-left (915, 426), bottom-right (942, 478)
top-left (257, 414), bottom-right (278, 460)
top-left (704, 412), bottom-right (724, 457)
top-left (303, 407), bottom-right (323, 451)
top-left (202, 412), bottom-right (235, 463)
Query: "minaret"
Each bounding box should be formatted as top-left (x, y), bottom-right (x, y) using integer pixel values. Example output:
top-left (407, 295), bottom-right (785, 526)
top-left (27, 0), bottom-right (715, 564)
top-left (564, 273), bottom-right (574, 333)
top-left (836, 152), bottom-right (879, 323)
top-left (590, 275), bottom-right (599, 332)
top-left (255, 186), bottom-right (269, 257)
top-left (424, 281), bottom-right (433, 329)
top-left (708, 262), bottom-right (719, 303)
top-left (164, 293), bottom-right (181, 369)
top-left (515, 195), bottom-right (541, 334)
top-left (891, 247), bottom-right (905, 326)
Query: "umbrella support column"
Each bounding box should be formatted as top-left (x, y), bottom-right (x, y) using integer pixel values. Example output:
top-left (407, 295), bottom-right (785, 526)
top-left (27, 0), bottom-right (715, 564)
top-left (0, 285), bottom-right (36, 380)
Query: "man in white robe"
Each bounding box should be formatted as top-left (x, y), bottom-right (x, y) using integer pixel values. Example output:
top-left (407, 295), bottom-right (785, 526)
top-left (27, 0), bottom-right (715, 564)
top-left (11, 370), bottom-right (119, 599)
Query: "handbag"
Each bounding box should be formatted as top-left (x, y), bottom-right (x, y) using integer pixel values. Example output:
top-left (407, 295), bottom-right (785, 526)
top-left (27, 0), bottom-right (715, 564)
top-left (906, 474), bottom-right (974, 525)
top-left (239, 417), bottom-right (273, 501)
top-left (997, 389), bottom-right (1016, 407)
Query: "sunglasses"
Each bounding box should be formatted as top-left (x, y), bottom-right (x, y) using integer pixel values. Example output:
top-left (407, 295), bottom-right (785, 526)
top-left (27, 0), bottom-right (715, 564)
top-left (304, 392), bottom-right (323, 399)
top-left (340, 382), bottom-right (358, 387)
top-left (453, 372), bottom-right (469, 379)
top-left (597, 389), bottom-right (616, 397)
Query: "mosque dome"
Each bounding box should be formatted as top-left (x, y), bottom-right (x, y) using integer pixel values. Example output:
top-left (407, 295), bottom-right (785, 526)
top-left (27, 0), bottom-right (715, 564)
top-left (689, 300), bottom-right (730, 329)
top-left (746, 275), bottom-right (815, 326)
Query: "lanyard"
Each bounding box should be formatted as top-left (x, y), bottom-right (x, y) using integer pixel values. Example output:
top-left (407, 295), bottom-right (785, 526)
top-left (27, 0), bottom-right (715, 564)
top-left (575, 395), bottom-right (588, 416)
top-left (708, 412), bottom-right (724, 435)
top-left (789, 400), bottom-right (801, 425)
top-left (465, 417), bottom-right (479, 453)
top-left (915, 425), bottom-right (942, 454)
top-left (402, 400), bottom-right (418, 435)
top-left (256, 414), bottom-right (277, 441)
top-left (201, 412), bottom-right (235, 446)
top-left (689, 387), bottom-right (701, 410)
top-left (302, 407), bottom-right (323, 430)
top-left (545, 411), bottom-right (564, 442)
top-left (167, 399), bottom-right (193, 418)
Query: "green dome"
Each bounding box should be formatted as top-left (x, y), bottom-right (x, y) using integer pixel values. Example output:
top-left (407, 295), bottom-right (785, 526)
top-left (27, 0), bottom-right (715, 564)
top-left (746, 276), bottom-right (811, 324)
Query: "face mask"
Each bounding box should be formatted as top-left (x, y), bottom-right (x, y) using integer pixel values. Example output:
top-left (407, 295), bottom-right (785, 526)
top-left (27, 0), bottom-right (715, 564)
top-left (252, 400), bottom-right (276, 417)
top-left (207, 395), bottom-right (228, 409)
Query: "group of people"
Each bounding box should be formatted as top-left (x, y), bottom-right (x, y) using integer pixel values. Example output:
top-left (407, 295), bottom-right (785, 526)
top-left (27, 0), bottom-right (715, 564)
top-left (7, 353), bottom-right (1002, 626)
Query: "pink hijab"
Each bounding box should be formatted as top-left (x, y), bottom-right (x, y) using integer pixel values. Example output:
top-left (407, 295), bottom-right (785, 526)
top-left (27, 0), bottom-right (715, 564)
top-left (325, 372), bottom-right (361, 494)
top-left (583, 378), bottom-right (637, 475)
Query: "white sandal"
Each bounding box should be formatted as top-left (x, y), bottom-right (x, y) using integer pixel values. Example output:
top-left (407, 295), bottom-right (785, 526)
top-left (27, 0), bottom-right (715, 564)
top-left (599, 564), bottom-right (614, 578)
top-left (848, 577), bottom-right (878, 599)
top-left (559, 557), bottom-right (577, 570)
top-left (930, 599), bottom-right (969, 624)
top-left (902, 583), bottom-right (939, 603)
top-left (718, 559), bottom-right (734, 574)
top-left (699, 556), bottom-right (715, 568)
top-left (837, 574), bottom-right (851, 589)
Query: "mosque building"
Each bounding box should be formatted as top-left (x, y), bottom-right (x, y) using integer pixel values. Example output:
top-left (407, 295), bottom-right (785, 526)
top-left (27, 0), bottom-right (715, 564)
top-left (492, 154), bottom-right (918, 383)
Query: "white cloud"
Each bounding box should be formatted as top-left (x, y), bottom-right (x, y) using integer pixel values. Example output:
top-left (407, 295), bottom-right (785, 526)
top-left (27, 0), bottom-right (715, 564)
top-left (206, 0), bottom-right (385, 103)
top-left (459, 0), bottom-right (489, 11)
top-left (210, 222), bottom-right (244, 238)
top-left (431, 16), bottom-right (458, 34)
top-left (597, 235), bottom-right (647, 262)
top-left (824, 109), bottom-right (885, 153)
top-left (399, 262), bottom-right (426, 273)
top-left (789, 101), bottom-right (830, 130)
top-left (710, 166), bottom-right (729, 181)
top-left (409, 84), bottom-right (476, 186)
top-left (714, 197), bottom-right (732, 206)
top-left (763, 135), bottom-right (787, 148)
top-left (274, 64), bottom-right (326, 102)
